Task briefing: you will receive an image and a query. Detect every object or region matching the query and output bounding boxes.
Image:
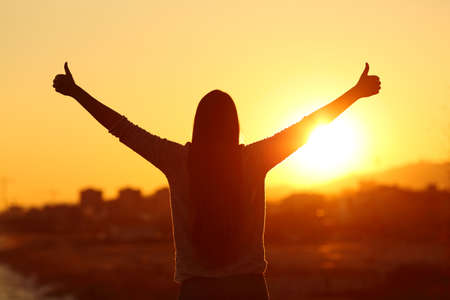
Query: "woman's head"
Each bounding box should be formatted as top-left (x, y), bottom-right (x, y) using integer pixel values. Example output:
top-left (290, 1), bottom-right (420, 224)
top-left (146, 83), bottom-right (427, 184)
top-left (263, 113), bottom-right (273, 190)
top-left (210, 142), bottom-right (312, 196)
top-left (192, 90), bottom-right (239, 147)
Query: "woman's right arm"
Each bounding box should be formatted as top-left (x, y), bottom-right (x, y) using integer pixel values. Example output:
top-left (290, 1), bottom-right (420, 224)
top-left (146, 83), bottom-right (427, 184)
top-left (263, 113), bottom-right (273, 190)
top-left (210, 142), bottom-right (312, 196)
top-left (52, 62), bottom-right (183, 175)
top-left (53, 62), bottom-right (123, 129)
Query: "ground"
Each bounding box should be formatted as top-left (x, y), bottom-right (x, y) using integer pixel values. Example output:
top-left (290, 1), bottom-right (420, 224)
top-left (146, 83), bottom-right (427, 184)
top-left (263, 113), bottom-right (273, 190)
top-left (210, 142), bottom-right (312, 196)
top-left (0, 234), bottom-right (449, 300)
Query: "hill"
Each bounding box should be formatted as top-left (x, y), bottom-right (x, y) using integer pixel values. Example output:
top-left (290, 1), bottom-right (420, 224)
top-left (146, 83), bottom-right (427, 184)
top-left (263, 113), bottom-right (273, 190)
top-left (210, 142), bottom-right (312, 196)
top-left (268, 161), bottom-right (450, 199)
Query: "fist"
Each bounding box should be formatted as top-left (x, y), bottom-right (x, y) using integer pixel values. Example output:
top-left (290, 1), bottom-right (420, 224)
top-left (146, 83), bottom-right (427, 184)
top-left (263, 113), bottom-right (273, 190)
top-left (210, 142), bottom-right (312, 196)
top-left (53, 62), bottom-right (77, 96)
top-left (354, 63), bottom-right (381, 98)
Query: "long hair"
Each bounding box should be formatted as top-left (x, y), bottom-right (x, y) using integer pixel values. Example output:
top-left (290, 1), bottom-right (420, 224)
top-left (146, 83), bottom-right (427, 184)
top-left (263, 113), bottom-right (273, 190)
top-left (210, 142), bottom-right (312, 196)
top-left (188, 90), bottom-right (244, 268)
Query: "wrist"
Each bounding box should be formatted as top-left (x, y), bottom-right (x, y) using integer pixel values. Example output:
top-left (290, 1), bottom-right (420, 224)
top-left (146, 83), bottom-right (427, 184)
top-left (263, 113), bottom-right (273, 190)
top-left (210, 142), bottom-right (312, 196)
top-left (71, 85), bottom-right (83, 98)
top-left (348, 86), bottom-right (362, 100)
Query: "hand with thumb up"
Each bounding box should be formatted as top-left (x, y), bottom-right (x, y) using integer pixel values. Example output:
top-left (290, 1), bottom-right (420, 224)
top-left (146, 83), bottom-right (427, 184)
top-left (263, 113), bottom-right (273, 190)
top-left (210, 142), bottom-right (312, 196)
top-left (53, 62), bottom-right (77, 96)
top-left (353, 63), bottom-right (381, 98)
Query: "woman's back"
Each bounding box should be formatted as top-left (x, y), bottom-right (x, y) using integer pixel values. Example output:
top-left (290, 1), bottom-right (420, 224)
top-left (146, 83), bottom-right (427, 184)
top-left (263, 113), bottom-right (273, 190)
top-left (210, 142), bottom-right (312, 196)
top-left (168, 142), bottom-right (268, 282)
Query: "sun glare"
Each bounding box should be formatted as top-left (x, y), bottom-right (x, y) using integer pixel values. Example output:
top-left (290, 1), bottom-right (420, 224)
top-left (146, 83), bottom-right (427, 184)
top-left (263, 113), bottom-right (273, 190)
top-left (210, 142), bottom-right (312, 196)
top-left (290, 117), bottom-right (362, 181)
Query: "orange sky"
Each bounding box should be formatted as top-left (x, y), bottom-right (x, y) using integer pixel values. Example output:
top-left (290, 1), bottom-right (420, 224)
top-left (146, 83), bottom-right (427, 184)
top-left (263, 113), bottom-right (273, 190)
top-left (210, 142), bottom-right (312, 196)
top-left (1, 1), bottom-right (449, 207)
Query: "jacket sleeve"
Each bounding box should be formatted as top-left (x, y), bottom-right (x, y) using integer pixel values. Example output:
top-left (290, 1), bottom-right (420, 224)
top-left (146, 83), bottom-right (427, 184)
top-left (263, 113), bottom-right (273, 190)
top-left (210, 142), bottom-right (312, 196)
top-left (108, 115), bottom-right (184, 177)
top-left (244, 113), bottom-right (317, 173)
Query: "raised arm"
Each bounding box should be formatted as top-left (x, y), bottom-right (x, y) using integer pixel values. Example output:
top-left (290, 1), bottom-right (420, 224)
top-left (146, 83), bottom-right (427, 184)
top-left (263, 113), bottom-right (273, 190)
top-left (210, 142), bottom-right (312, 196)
top-left (53, 62), bottom-right (125, 129)
top-left (246, 63), bottom-right (381, 173)
top-left (52, 62), bottom-right (183, 176)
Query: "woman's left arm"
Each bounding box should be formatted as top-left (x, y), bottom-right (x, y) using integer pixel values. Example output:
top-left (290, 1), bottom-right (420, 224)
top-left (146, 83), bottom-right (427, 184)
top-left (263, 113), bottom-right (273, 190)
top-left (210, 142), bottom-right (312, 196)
top-left (246, 63), bottom-right (381, 173)
top-left (306, 63), bottom-right (380, 123)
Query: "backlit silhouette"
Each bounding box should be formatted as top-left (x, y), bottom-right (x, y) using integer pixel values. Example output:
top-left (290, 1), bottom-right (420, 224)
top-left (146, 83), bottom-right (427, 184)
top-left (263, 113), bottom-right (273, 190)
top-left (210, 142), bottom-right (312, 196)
top-left (53, 62), bottom-right (380, 299)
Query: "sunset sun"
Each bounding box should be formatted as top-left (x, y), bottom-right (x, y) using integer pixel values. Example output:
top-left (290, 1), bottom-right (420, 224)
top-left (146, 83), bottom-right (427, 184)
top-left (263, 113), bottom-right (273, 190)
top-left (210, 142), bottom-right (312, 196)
top-left (291, 117), bottom-right (361, 180)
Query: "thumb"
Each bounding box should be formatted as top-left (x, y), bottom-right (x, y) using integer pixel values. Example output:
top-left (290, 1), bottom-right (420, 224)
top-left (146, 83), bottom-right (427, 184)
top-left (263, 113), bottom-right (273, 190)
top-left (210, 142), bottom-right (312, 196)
top-left (64, 62), bottom-right (73, 78)
top-left (361, 62), bottom-right (369, 78)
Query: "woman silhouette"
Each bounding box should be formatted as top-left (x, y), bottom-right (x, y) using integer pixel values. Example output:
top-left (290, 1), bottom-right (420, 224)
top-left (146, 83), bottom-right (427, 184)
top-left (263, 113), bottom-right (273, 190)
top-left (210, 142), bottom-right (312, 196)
top-left (53, 62), bottom-right (380, 299)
